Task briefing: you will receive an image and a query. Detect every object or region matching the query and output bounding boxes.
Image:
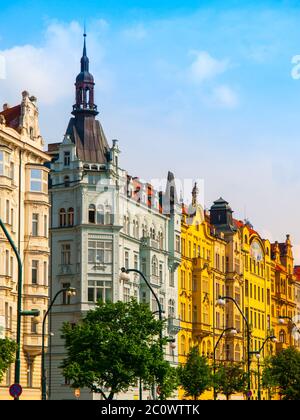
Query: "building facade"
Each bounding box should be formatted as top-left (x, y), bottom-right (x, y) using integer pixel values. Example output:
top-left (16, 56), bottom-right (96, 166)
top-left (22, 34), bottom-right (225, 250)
top-left (48, 35), bottom-right (181, 400)
top-left (0, 92), bottom-right (50, 400)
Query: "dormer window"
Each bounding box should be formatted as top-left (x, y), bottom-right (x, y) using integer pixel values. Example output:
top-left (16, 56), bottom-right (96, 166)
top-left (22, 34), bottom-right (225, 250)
top-left (64, 151), bottom-right (70, 167)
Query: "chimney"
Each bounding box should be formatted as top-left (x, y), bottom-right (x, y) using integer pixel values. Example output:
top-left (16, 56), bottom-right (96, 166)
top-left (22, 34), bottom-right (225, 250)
top-left (3, 103), bottom-right (10, 111)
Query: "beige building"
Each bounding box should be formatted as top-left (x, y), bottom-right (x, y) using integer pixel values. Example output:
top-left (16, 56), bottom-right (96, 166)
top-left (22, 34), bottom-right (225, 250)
top-left (0, 91), bottom-right (50, 400)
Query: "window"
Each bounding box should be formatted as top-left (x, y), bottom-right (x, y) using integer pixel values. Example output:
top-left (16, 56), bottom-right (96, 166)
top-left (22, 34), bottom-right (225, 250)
top-left (159, 263), bottom-right (163, 284)
top-left (88, 241), bottom-right (113, 265)
top-left (124, 251), bottom-right (129, 270)
top-left (27, 358), bottom-right (34, 388)
top-left (10, 256), bottom-right (13, 278)
top-left (61, 244), bottom-right (71, 266)
top-left (31, 318), bottom-right (38, 334)
top-left (88, 280), bottom-right (112, 303)
top-left (181, 270), bottom-right (186, 289)
top-left (10, 162), bottom-right (14, 182)
top-left (41, 215), bottom-right (46, 239)
top-left (235, 344), bottom-right (241, 362)
top-left (168, 299), bottom-right (175, 318)
top-left (267, 289), bottom-right (270, 305)
top-left (64, 176), bottom-right (70, 188)
top-left (152, 256), bottom-right (158, 276)
top-left (245, 279), bottom-right (249, 297)
top-left (279, 330), bottom-right (286, 344)
top-left (32, 260), bottom-right (39, 284)
top-left (43, 262), bottom-right (48, 286)
top-left (216, 312), bottom-right (221, 329)
top-left (29, 127), bottom-right (34, 140)
top-left (88, 204), bottom-right (96, 224)
top-left (64, 151), bottom-right (70, 166)
top-left (67, 208), bottom-right (74, 226)
top-left (30, 169), bottom-right (43, 192)
top-left (134, 254), bottom-right (139, 270)
top-left (124, 286), bottom-right (130, 302)
top-left (0, 151), bottom-right (4, 175)
top-left (6, 200), bottom-right (9, 224)
top-left (235, 287), bottom-right (241, 305)
top-left (193, 305), bottom-right (198, 323)
top-left (169, 272), bottom-right (175, 287)
top-left (105, 206), bottom-right (113, 225)
top-left (59, 208), bottom-right (66, 227)
top-left (5, 250), bottom-right (9, 276)
top-left (32, 213), bottom-right (39, 236)
top-left (62, 283), bottom-right (71, 305)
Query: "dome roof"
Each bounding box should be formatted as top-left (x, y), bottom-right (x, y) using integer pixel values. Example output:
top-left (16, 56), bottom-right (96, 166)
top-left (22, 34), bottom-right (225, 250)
top-left (76, 71), bottom-right (94, 83)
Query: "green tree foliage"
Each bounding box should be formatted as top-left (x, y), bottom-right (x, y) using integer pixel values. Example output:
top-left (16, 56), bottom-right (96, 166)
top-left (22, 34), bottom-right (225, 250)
top-left (61, 300), bottom-right (177, 400)
top-left (262, 347), bottom-right (300, 400)
top-left (178, 346), bottom-right (212, 400)
top-left (214, 362), bottom-right (248, 400)
top-left (0, 338), bottom-right (16, 383)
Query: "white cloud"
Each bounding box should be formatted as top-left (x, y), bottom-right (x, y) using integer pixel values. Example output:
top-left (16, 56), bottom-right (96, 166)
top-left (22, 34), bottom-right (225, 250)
top-left (0, 21), bottom-right (108, 106)
top-left (122, 24), bottom-right (147, 40)
top-left (211, 84), bottom-right (238, 108)
top-left (188, 50), bottom-right (229, 84)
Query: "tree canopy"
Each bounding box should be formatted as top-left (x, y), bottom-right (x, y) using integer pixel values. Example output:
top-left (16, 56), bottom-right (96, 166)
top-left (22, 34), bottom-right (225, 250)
top-left (262, 347), bottom-right (300, 400)
top-left (61, 300), bottom-right (177, 400)
top-left (214, 362), bottom-right (248, 400)
top-left (0, 338), bottom-right (16, 383)
top-left (178, 346), bottom-right (212, 400)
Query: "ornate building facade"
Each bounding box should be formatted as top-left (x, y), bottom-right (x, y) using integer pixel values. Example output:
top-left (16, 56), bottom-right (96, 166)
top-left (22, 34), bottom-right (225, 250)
top-left (0, 92), bottom-right (50, 400)
top-left (48, 35), bottom-right (181, 400)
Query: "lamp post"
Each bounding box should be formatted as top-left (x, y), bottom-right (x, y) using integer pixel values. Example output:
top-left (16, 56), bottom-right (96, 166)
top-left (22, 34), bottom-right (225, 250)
top-left (217, 296), bottom-right (252, 400)
top-left (120, 268), bottom-right (164, 400)
top-left (213, 327), bottom-right (237, 400)
top-left (250, 335), bottom-right (277, 400)
top-left (41, 286), bottom-right (76, 400)
top-left (0, 219), bottom-right (41, 400)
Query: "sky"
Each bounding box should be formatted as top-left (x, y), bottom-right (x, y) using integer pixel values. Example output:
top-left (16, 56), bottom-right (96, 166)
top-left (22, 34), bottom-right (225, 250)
top-left (1, 0), bottom-right (300, 261)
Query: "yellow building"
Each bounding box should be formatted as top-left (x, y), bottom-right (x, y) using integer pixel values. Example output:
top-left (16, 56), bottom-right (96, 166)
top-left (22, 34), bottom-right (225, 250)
top-left (271, 236), bottom-right (297, 351)
top-left (178, 189), bottom-right (226, 400)
top-left (0, 92), bottom-right (50, 400)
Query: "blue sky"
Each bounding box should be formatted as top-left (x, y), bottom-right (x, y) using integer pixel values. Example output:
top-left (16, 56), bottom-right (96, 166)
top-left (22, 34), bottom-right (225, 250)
top-left (1, 1), bottom-right (300, 260)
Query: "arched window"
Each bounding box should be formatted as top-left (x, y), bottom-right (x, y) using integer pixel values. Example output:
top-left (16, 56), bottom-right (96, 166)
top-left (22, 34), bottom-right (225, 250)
top-left (181, 335), bottom-right (186, 356)
top-left (168, 299), bottom-right (175, 318)
top-left (89, 204), bottom-right (96, 224)
top-left (59, 208), bottom-right (66, 227)
top-left (235, 344), bottom-right (241, 362)
top-left (97, 205), bottom-right (104, 224)
top-left (67, 208), bottom-right (74, 226)
top-left (152, 256), bottom-right (158, 276)
top-left (279, 329), bottom-right (286, 344)
top-left (207, 341), bottom-right (212, 358)
top-left (64, 176), bottom-right (70, 188)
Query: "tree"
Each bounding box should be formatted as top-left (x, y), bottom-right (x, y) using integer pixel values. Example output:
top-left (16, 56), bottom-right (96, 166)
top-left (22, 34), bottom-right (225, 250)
top-left (214, 362), bottom-right (248, 400)
top-left (178, 347), bottom-right (212, 400)
top-left (262, 347), bottom-right (300, 400)
top-left (0, 338), bottom-right (16, 383)
top-left (61, 300), bottom-right (177, 400)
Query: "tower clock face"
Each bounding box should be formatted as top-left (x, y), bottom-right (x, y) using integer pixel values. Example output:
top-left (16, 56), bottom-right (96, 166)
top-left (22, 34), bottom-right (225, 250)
top-left (250, 240), bottom-right (263, 262)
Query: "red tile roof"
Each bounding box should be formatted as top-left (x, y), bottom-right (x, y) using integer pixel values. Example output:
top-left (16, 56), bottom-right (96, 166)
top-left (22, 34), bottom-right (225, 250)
top-left (0, 105), bottom-right (21, 131)
top-left (294, 266), bottom-right (300, 281)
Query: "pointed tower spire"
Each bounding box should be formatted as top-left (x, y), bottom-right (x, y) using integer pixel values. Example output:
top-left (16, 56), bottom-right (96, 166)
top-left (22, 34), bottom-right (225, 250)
top-left (73, 29), bottom-right (98, 116)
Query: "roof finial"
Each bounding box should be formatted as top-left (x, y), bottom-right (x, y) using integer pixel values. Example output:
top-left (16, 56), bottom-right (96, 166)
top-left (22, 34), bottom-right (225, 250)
top-left (81, 24), bottom-right (89, 72)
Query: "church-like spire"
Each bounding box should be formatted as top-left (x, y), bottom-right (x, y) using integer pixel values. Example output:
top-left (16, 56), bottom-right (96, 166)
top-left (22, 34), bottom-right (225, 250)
top-left (72, 31), bottom-right (98, 116)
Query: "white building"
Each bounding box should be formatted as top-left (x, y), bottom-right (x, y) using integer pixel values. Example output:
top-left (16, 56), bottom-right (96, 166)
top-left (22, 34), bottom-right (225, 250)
top-left (48, 34), bottom-right (181, 400)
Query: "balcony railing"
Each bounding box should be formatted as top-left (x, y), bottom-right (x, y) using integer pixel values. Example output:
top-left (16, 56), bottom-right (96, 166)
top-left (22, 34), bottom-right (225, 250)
top-left (58, 264), bottom-right (73, 275)
top-left (168, 318), bottom-right (181, 334)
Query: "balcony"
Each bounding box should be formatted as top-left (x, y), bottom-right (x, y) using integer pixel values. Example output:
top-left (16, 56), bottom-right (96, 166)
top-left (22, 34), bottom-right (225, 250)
top-left (23, 333), bottom-right (43, 356)
top-left (0, 175), bottom-right (14, 190)
top-left (150, 275), bottom-right (161, 286)
top-left (168, 318), bottom-right (181, 334)
top-left (0, 275), bottom-right (14, 291)
top-left (58, 264), bottom-right (73, 275)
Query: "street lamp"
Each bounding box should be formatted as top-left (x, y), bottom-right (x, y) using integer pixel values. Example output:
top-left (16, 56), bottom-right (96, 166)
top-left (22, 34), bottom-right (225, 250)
top-left (217, 295), bottom-right (252, 400)
top-left (0, 219), bottom-right (41, 400)
top-left (213, 327), bottom-right (237, 400)
top-left (250, 335), bottom-right (277, 400)
top-left (41, 286), bottom-right (76, 400)
top-left (120, 268), bottom-right (164, 400)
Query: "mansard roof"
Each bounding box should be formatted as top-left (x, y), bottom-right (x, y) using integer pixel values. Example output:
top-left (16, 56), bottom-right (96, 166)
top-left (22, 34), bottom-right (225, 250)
top-left (65, 115), bottom-right (109, 163)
